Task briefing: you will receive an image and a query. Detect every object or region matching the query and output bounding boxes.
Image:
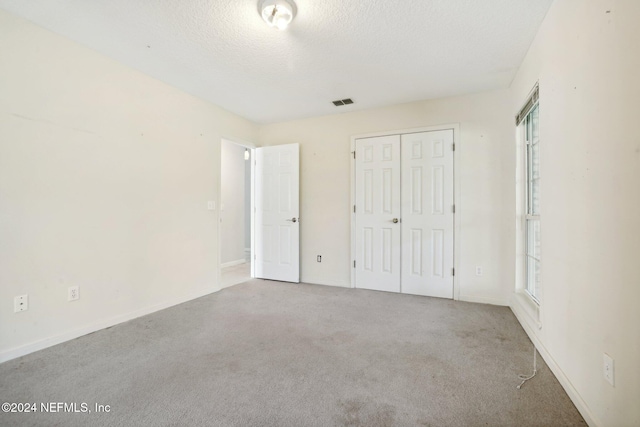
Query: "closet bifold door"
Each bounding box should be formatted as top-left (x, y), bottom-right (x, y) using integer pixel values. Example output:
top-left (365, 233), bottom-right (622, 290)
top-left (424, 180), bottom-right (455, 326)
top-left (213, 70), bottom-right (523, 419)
top-left (400, 130), bottom-right (454, 298)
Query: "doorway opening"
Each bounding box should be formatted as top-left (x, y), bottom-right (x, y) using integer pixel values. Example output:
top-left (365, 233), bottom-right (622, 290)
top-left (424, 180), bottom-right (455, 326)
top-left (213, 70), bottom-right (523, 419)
top-left (220, 138), bottom-right (254, 288)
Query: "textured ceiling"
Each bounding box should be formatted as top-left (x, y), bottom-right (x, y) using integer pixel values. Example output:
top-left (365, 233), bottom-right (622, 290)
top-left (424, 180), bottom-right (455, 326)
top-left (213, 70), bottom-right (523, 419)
top-left (0, 0), bottom-right (553, 124)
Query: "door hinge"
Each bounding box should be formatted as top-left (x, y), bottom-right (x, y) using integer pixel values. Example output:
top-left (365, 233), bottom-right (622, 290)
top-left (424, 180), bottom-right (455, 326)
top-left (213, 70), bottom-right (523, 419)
top-left (452, 204), bottom-right (456, 214)
top-left (353, 205), bottom-right (356, 213)
top-left (452, 268), bottom-right (455, 276)
top-left (353, 260), bottom-right (356, 268)
top-left (353, 151), bottom-right (356, 159)
top-left (452, 143), bottom-right (455, 151)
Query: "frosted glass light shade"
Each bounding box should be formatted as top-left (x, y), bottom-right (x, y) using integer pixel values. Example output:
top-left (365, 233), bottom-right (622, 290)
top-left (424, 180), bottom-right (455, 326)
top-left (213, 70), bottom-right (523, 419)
top-left (259, 0), bottom-right (296, 30)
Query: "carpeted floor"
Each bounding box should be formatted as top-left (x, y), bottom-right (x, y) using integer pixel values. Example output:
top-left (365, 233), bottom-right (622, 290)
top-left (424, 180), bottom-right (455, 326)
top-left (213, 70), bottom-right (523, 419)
top-left (0, 280), bottom-right (586, 426)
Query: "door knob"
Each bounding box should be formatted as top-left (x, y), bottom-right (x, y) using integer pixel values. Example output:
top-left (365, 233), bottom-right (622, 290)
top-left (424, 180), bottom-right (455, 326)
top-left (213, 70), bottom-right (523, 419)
top-left (392, 218), bottom-right (399, 223)
top-left (286, 217), bottom-right (298, 223)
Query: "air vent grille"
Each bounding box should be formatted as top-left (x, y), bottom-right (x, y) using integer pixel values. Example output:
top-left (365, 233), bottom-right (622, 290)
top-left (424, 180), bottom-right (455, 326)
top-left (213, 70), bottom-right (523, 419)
top-left (332, 98), bottom-right (354, 106)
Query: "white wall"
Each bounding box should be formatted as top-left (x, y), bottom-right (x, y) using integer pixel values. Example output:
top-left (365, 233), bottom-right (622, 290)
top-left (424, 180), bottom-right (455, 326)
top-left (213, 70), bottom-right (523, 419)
top-left (220, 140), bottom-right (247, 265)
top-left (0, 10), bottom-right (257, 360)
top-left (509, 1), bottom-right (640, 425)
top-left (259, 90), bottom-right (513, 304)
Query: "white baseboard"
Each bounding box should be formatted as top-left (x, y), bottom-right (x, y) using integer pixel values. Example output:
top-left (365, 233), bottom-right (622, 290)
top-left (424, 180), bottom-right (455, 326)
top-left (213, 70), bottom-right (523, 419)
top-left (458, 293), bottom-right (509, 306)
top-left (0, 286), bottom-right (219, 364)
top-left (511, 297), bottom-right (600, 427)
top-left (301, 277), bottom-right (351, 288)
top-left (221, 259), bottom-right (247, 268)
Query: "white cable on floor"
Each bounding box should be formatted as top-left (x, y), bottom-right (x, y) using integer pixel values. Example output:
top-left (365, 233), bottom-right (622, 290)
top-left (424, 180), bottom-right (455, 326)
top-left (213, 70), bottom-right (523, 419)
top-left (517, 345), bottom-right (537, 389)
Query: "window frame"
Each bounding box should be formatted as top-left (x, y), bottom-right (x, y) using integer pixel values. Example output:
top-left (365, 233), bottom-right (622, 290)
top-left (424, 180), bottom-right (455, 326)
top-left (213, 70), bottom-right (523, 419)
top-left (522, 102), bottom-right (540, 304)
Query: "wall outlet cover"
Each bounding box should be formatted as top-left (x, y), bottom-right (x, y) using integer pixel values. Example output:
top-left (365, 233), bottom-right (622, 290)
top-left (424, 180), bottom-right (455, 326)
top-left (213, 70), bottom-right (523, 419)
top-left (68, 286), bottom-right (79, 302)
top-left (14, 294), bottom-right (28, 312)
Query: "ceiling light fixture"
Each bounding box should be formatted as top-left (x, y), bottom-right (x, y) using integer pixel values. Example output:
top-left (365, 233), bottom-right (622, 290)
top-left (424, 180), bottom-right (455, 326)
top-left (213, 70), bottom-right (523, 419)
top-left (258, 0), bottom-right (297, 31)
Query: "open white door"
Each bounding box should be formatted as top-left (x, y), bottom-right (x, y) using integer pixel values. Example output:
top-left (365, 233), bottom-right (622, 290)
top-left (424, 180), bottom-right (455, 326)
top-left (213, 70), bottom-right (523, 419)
top-left (254, 144), bottom-right (300, 283)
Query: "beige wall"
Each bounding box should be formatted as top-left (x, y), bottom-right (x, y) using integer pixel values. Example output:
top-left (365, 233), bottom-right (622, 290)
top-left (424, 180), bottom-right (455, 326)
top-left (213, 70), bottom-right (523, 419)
top-left (509, 0), bottom-right (640, 425)
top-left (259, 89), bottom-right (514, 305)
top-left (0, 10), bottom-right (257, 360)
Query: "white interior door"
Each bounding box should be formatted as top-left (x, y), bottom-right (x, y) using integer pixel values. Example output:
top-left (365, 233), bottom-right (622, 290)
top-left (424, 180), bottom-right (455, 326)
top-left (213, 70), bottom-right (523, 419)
top-left (400, 130), bottom-right (454, 298)
top-left (255, 143), bottom-right (300, 283)
top-left (354, 135), bottom-right (401, 292)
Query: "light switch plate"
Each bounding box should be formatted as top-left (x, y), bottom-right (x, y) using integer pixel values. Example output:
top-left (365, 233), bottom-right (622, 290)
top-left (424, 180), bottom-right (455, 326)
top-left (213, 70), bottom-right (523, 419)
top-left (603, 353), bottom-right (615, 386)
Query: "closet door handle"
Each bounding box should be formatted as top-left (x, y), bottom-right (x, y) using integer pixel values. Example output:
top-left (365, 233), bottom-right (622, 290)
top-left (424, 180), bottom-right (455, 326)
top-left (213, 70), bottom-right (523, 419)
top-left (286, 217), bottom-right (298, 223)
top-left (392, 218), bottom-right (399, 224)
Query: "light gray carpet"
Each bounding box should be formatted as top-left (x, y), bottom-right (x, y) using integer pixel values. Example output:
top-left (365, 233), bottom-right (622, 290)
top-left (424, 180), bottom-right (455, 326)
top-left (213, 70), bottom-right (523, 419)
top-left (0, 280), bottom-right (586, 426)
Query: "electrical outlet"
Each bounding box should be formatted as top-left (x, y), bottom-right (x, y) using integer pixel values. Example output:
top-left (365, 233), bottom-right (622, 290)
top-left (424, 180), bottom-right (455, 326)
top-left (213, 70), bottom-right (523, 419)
top-left (603, 353), bottom-right (615, 386)
top-left (14, 294), bottom-right (28, 312)
top-left (68, 286), bottom-right (79, 302)
top-left (476, 266), bottom-right (483, 276)
top-left (317, 255), bottom-right (322, 262)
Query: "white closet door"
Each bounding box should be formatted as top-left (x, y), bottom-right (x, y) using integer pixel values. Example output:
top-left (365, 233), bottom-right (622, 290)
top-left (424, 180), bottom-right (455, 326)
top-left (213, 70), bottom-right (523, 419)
top-left (254, 143), bottom-right (300, 283)
top-left (400, 130), bottom-right (454, 298)
top-left (354, 135), bottom-right (401, 292)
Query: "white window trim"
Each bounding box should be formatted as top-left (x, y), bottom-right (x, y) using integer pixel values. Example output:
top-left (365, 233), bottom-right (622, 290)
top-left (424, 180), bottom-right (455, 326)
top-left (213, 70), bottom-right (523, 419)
top-left (523, 105), bottom-right (540, 304)
top-left (513, 84), bottom-right (542, 329)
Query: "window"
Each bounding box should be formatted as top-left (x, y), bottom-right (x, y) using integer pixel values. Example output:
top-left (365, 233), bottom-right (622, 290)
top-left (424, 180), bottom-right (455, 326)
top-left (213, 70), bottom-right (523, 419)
top-left (521, 98), bottom-right (540, 302)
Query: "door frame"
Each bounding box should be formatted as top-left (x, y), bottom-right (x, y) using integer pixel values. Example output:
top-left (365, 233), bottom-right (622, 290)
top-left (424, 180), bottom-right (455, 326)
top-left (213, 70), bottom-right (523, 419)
top-left (219, 137), bottom-right (256, 288)
top-left (349, 124), bottom-right (461, 300)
